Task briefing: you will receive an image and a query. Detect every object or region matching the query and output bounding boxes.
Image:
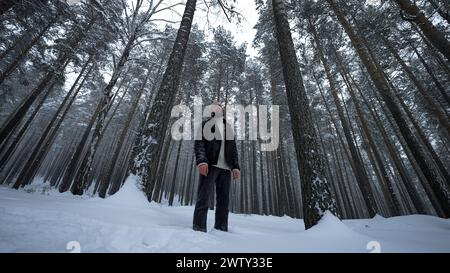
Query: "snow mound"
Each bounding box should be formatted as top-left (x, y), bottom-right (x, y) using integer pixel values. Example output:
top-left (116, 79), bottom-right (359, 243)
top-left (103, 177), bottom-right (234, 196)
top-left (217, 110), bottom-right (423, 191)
top-left (309, 211), bottom-right (349, 232)
top-left (22, 177), bottom-right (52, 194)
top-left (103, 175), bottom-right (149, 208)
top-left (303, 211), bottom-right (375, 252)
top-left (372, 214), bottom-right (386, 220)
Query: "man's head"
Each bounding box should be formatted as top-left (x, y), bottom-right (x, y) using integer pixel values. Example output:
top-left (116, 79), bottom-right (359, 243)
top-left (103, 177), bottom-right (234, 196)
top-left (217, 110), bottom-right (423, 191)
top-left (211, 101), bottom-right (224, 117)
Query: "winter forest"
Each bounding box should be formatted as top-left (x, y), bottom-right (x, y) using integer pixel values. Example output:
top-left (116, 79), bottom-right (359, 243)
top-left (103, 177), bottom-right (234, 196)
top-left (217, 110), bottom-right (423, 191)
top-left (0, 0), bottom-right (449, 252)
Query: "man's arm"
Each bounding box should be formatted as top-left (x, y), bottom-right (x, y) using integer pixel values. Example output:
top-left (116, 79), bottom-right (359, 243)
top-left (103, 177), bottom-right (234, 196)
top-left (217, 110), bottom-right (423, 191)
top-left (194, 139), bottom-right (208, 166)
top-left (194, 122), bottom-right (208, 176)
top-left (231, 139), bottom-right (240, 179)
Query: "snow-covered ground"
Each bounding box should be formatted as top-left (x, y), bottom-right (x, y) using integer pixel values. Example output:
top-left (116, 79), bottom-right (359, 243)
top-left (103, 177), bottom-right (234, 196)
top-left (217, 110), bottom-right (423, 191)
top-left (0, 178), bottom-right (449, 253)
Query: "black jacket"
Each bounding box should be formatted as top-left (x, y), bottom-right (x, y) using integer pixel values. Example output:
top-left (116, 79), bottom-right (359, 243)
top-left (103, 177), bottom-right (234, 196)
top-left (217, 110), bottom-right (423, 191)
top-left (194, 118), bottom-right (240, 170)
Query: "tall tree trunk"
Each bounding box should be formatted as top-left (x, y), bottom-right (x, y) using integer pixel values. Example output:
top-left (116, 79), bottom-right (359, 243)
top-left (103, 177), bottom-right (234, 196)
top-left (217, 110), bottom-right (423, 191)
top-left (309, 19), bottom-right (377, 216)
top-left (265, 151), bottom-right (274, 215)
top-left (168, 141), bottom-right (182, 206)
top-left (153, 134), bottom-right (173, 202)
top-left (429, 0), bottom-right (450, 23)
top-left (381, 35), bottom-right (450, 138)
top-left (0, 77), bottom-right (56, 170)
top-left (408, 41), bottom-right (450, 106)
top-left (327, 0), bottom-right (450, 217)
top-left (329, 134), bottom-right (355, 218)
top-left (102, 67), bottom-right (153, 196)
top-left (127, 49), bottom-right (168, 175)
top-left (332, 47), bottom-right (403, 215)
top-left (0, 17), bottom-right (56, 85)
top-left (391, 82), bottom-right (450, 188)
top-left (249, 75), bottom-right (259, 214)
top-left (371, 85), bottom-right (446, 216)
top-left (12, 58), bottom-right (92, 188)
top-left (272, 0), bottom-right (337, 229)
top-left (0, 14), bottom-right (96, 145)
top-left (128, 0), bottom-right (197, 199)
top-left (71, 35), bottom-right (136, 195)
top-left (394, 0), bottom-right (450, 61)
top-left (414, 25), bottom-right (450, 75)
top-left (347, 70), bottom-right (427, 214)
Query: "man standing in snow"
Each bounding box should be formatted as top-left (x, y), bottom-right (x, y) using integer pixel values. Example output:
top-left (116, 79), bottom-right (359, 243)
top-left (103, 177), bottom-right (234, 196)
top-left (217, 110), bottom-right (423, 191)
top-left (193, 102), bottom-right (240, 232)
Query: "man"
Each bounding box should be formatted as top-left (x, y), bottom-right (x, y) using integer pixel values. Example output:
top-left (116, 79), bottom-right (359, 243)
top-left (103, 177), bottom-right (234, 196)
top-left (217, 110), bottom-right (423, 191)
top-left (193, 102), bottom-right (240, 232)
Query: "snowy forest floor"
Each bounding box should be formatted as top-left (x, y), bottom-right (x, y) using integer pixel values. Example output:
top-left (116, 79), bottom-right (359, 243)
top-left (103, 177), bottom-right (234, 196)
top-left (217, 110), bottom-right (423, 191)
top-left (0, 180), bottom-right (449, 253)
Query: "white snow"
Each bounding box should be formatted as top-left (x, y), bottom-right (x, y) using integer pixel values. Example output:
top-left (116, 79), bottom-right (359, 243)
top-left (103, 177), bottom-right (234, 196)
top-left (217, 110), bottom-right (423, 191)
top-left (0, 179), bottom-right (449, 253)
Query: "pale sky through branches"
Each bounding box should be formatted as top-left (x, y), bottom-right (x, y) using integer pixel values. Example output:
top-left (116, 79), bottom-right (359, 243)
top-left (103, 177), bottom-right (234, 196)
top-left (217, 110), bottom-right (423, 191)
top-left (150, 0), bottom-right (259, 57)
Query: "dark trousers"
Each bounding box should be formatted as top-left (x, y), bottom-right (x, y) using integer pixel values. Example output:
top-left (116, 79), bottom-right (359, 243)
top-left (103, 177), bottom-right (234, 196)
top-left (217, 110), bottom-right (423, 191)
top-left (193, 166), bottom-right (231, 231)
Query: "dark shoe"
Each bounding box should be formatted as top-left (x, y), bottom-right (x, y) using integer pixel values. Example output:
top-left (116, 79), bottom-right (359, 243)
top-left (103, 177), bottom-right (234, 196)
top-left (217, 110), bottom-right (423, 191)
top-left (214, 225), bottom-right (228, 232)
top-left (193, 225), bottom-right (207, 232)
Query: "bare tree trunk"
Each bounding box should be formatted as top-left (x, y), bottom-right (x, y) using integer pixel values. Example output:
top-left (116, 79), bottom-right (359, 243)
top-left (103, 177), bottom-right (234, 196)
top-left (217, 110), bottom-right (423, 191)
top-left (309, 19), bottom-right (377, 216)
top-left (349, 72), bottom-right (427, 214)
top-left (381, 35), bottom-right (450, 138)
top-left (394, 0), bottom-right (450, 61)
top-left (332, 48), bottom-right (402, 215)
top-left (272, 0), bottom-right (337, 228)
top-left (71, 35), bottom-right (136, 195)
top-left (0, 17), bottom-right (56, 85)
top-left (408, 41), bottom-right (450, 106)
top-left (102, 69), bottom-right (153, 196)
top-left (372, 86), bottom-right (446, 216)
top-left (327, 0), bottom-right (450, 217)
top-left (129, 0), bottom-right (197, 200)
top-left (168, 141), bottom-right (182, 206)
top-left (428, 0), bottom-right (450, 23)
top-left (0, 14), bottom-right (96, 145)
top-left (12, 58), bottom-right (92, 188)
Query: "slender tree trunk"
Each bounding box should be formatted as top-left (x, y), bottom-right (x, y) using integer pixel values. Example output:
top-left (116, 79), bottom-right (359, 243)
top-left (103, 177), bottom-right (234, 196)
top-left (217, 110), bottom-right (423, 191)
top-left (327, 0), bottom-right (450, 217)
top-left (329, 134), bottom-right (355, 218)
top-left (168, 141), bottom-right (182, 206)
top-left (408, 41), bottom-right (450, 106)
top-left (184, 153), bottom-right (195, 205)
top-left (372, 86), bottom-right (446, 216)
top-left (249, 76), bottom-right (259, 214)
top-left (265, 151), bottom-right (274, 215)
top-left (240, 141), bottom-right (246, 213)
top-left (394, 0), bottom-right (450, 61)
top-left (429, 0), bottom-right (450, 23)
top-left (12, 59), bottom-right (92, 188)
top-left (0, 17), bottom-right (56, 85)
top-left (272, 0), bottom-right (337, 228)
top-left (347, 70), bottom-right (427, 214)
top-left (309, 20), bottom-right (377, 216)
top-left (0, 14), bottom-right (96, 145)
top-left (414, 26), bottom-right (450, 75)
top-left (332, 48), bottom-right (403, 215)
top-left (71, 35), bottom-right (136, 195)
top-left (129, 0), bottom-right (197, 199)
top-left (392, 83), bottom-right (450, 188)
top-left (102, 68), bottom-right (153, 196)
top-left (381, 35), bottom-right (450, 138)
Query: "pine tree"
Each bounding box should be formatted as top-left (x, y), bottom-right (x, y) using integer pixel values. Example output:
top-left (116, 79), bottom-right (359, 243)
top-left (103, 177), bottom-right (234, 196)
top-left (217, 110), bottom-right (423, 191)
top-left (272, 0), bottom-right (337, 229)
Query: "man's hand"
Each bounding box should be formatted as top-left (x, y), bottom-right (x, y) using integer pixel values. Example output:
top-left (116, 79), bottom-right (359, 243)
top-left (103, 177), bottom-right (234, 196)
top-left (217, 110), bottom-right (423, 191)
top-left (198, 164), bottom-right (208, 176)
top-left (232, 169), bottom-right (240, 180)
